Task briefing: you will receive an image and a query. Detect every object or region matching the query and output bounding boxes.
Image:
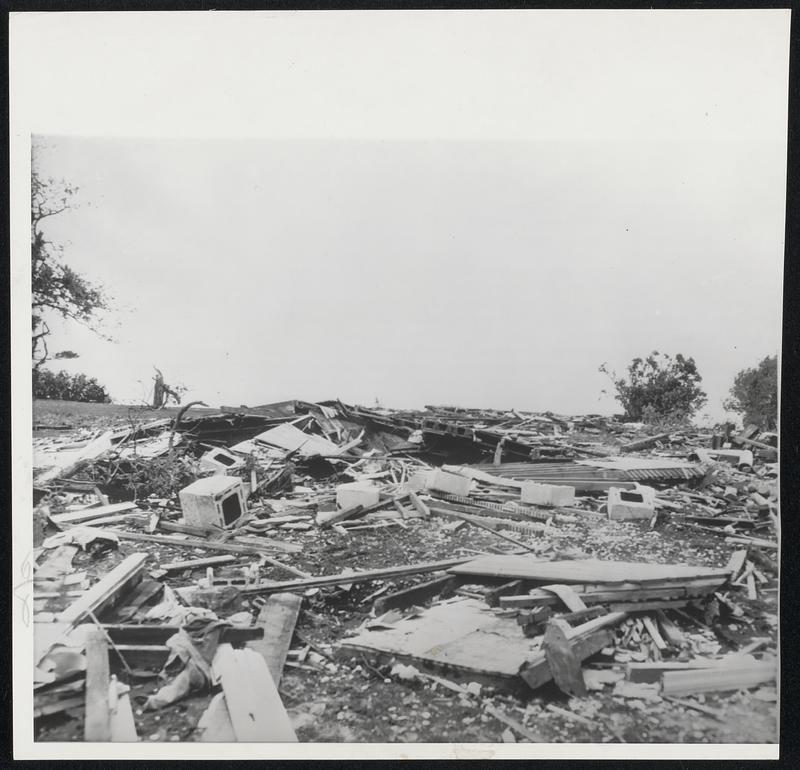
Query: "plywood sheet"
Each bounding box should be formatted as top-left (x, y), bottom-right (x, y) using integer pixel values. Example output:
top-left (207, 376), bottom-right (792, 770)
top-left (340, 598), bottom-right (534, 686)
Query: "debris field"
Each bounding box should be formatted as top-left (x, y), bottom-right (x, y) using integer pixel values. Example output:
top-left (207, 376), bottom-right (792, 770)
top-left (31, 400), bottom-right (779, 743)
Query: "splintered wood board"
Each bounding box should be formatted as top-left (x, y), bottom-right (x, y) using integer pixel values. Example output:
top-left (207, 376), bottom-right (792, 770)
top-left (449, 557), bottom-right (731, 585)
top-left (247, 593), bottom-right (302, 686)
top-left (57, 553), bottom-right (148, 628)
top-left (339, 598), bottom-right (532, 691)
top-left (212, 644), bottom-right (297, 742)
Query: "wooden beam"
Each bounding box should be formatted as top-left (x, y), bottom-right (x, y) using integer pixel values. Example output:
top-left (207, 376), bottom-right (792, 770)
top-left (484, 580), bottom-right (524, 608)
top-left (102, 529), bottom-right (301, 557)
top-left (316, 503), bottom-right (365, 529)
top-left (102, 623), bottom-right (263, 646)
top-left (84, 629), bottom-right (111, 742)
top-left (109, 644), bottom-right (170, 671)
top-left (58, 553), bottom-right (148, 628)
top-left (160, 555), bottom-right (239, 572)
top-left (240, 557), bottom-right (472, 596)
top-left (212, 643), bottom-right (297, 741)
top-left (429, 507), bottom-right (540, 552)
top-left (108, 677), bottom-right (138, 742)
top-left (724, 549), bottom-right (748, 580)
top-left (197, 692), bottom-right (236, 742)
top-left (247, 593), bottom-right (302, 686)
top-left (655, 610), bottom-right (686, 647)
top-left (408, 491), bottom-right (431, 518)
top-left (620, 432), bottom-right (675, 453)
top-left (641, 616), bottom-right (667, 651)
top-left (661, 661), bottom-right (776, 695)
top-left (374, 574), bottom-right (457, 613)
top-left (49, 501), bottom-right (139, 526)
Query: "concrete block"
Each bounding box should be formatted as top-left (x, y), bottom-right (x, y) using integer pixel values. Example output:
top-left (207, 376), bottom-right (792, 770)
top-left (336, 481), bottom-right (380, 510)
top-left (607, 485), bottom-right (656, 520)
top-left (199, 448), bottom-right (245, 474)
top-left (179, 476), bottom-right (246, 528)
top-left (425, 469), bottom-right (472, 497)
top-left (520, 482), bottom-right (575, 507)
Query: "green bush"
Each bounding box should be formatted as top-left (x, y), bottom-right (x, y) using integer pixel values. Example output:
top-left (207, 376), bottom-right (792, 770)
top-left (600, 352), bottom-right (707, 423)
top-left (33, 368), bottom-right (111, 403)
top-left (724, 355), bottom-right (778, 430)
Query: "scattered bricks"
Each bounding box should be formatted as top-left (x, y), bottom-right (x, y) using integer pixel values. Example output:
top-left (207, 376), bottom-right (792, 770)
top-left (179, 476), bottom-right (246, 528)
top-left (199, 448), bottom-right (245, 474)
top-left (425, 469), bottom-right (472, 497)
top-left (520, 483), bottom-right (575, 508)
top-left (607, 485), bottom-right (656, 521)
top-left (335, 482), bottom-right (380, 510)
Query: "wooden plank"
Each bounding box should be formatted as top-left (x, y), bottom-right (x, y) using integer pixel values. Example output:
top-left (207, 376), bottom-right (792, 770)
top-left (543, 618), bottom-right (587, 696)
top-left (626, 661), bottom-right (715, 684)
top-left (724, 536), bottom-right (778, 550)
top-left (339, 598), bottom-right (531, 693)
top-left (104, 529), bottom-right (301, 557)
top-left (197, 692), bottom-right (236, 742)
top-left (50, 501), bottom-right (139, 526)
top-left (429, 507), bottom-right (540, 552)
top-left (247, 593), bottom-right (302, 686)
top-left (498, 577), bottom-right (726, 609)
top-left (724, 549), bottom-right (748, 580)
top-left (34, 694), bottom-right (84, 720)
top-left (408, 491), bottom-right (431, 518)
top-left (109, 644), bottom-right (170, 670)
top-left (662, 661), bottom-right (776, 695)
top-left (484, 580), bottom-right (524, 608)
top-left (84, 629), bottom-right (111, 742)
top-left (520, 627), bottom-right (615, 692)
top-left (655, 611), bottom-right (686, 647)
top-left (540, 584), bottom-right (587, 612)
top-left (241, 557), bottom-right (472, 596)
top-left (374, 574), bottom-right (457, 613)
top-left (642, 616), bottom-right (667, 651)
top-left (58, 553), bottom-right (148, 628)
top-left (110, 579), bottom-right (164, 622)
top-left (450, 556), bottom-right (731, 585)
top-left (316, 503), bottom-right (365, 529)
top-left (108, 677), bottom-right (138, 742)
top-left (213, 643), bottom-right (297, 741)
top-left (160, 555), bottom-right (239, 572)
top-left (102, 623), bottom-right (263, 646)
top-left (620, 432), bottom-right (675, 453)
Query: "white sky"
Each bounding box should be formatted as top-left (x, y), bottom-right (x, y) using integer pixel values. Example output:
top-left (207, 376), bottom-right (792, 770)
top-left (13, 10), bottom-right (789, 421)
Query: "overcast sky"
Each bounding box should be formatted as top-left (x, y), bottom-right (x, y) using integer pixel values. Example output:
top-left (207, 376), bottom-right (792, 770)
top-left (17, 10), bottom-right (789, 421)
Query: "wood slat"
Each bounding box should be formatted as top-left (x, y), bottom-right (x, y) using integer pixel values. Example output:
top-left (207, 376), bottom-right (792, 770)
top-left (84, 629), bottom-right (111, 742)
top-left (247, 593), bottom-right (302, 686)
top-left (58, 553), bottom-right (148, 628)
top-left (212, 644), bottom-right (297, 741)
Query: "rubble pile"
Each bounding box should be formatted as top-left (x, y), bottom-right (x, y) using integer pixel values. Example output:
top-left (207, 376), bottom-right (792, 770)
top-left (31, 400), bottom-right (779, 743)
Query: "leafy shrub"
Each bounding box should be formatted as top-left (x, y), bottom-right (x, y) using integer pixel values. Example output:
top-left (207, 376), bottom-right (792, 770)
top-left (33, 368), bottom-right (111, 403)
top-left (723, 355), bottom-right (778, 430)
top-left (600, 352), bottom-right (707, 423)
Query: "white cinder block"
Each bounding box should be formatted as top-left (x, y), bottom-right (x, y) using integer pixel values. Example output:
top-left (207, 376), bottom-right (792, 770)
top-left (607, 485), bottom-right (656, 520)
top-left (425, 469), bottom-right (472, 497)
top-left (199, 448), bottom-right (245, 474)
top-left (336, 481), bottom-right (380, 510)
top-left (179, 476), bottom-right (246, 528)
top-left (520, 483), bottom-right (576, 507)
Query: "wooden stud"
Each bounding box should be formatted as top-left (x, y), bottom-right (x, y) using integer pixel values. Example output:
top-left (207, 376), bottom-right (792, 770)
top-left (84, 629), bottom-right (111, 742)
